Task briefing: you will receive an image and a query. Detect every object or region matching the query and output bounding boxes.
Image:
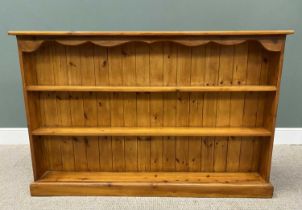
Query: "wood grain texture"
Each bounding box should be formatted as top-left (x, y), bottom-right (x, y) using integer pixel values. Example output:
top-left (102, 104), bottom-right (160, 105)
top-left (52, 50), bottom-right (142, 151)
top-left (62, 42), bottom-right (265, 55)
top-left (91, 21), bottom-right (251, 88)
top-left (30, 182), bottom-right (273, 197)
top-left (11, 31), bottom-right (291, 197)
top-left (9, 30), bottom-right (294, 36)
top-left (51, 45), bottom-right (74, 171)
top-left (162, 43), bottom-right (177, 171)
top-left (136, 44), bottom-right (151, 172)
top-left (32, 127), bottom-right (271, 137)
top-left (201, 44), bottom-right (220, 172)
top-left (12, 30), bottom-right (293, 54)
top-left (30, 171), bottom-right (273, 197)
top-left (260, 43), bottom-right (286, 181)
top-left (67, 46), bottom-right (87, 172)
top-left (26, 85), bottom-right (277, 92)
top-left (240, 43), bottom-right (262, 172)
top-left (108, 46), bottom-right (125, 172)
top-left (188, 45), bottom-right (205, 172)
top-left (214, 45), bottom-right (234, 172)
top-left (18, 50), bottom-right (45, 179)
top-left (227, 43), bottom-right (248, 172)
top-left (150, 43), bottom-right (164, 171)
top-left (175, 45), bottom-right (191, 171)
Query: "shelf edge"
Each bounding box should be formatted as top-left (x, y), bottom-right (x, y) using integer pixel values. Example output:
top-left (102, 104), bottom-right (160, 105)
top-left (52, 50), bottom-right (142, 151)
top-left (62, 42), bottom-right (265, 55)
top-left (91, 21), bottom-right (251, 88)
top-left (31, 127), bottom-right (272, 137)
top-left (26, 85), bottom-right (277, 92)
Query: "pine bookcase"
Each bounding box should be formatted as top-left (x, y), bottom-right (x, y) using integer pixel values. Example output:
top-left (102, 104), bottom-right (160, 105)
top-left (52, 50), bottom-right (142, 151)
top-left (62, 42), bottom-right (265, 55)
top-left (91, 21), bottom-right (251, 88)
top-left (9, 30), bottom-right (294, 197)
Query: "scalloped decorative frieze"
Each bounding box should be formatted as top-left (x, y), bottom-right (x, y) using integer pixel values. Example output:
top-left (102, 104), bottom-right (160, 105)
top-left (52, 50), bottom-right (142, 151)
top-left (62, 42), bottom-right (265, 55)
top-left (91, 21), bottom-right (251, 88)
top-left (17, 37), bottom-right (285, 53)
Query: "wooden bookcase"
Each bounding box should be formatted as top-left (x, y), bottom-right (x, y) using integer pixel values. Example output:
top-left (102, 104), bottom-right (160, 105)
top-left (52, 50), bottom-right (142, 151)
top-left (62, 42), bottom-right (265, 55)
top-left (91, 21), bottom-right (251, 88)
top-left (9, 30), bottom-right (294, 197)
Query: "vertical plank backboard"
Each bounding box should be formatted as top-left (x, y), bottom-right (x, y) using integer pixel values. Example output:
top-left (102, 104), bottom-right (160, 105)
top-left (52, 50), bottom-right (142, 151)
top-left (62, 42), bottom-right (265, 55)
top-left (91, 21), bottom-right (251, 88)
top-left (94, 46), bottom-right (113, 171)
top-left (240, 43), bottom-right (262, 172)
top-left (108, 46), bottom-right (125, 171)
top-left (136, 44), bottom-right (151, 171)
top-left (188, 45), bottom-right (206, 171)
top-left (67, 46), bottom-right (87, 171)
top-left (122, 43), bottom-right (138, 171)
top-left (52, 44), bottom-right (74, 171)
top-left (175, 45), bottom-right (191, 171)
top-left (162, 43), bottom-right (177, 171)
top-left (150, 43), bottom-right (164, 171)
top-left (37, 45), bottom-right (63, 171)
top-left (227, 43), bottom-right (248, 172)
top-left (214, 45), bottom-right (234, 172)
top-left (202, 44), bottom-right (220, 172)
top-left (80, 45), bottom-right (100, 171)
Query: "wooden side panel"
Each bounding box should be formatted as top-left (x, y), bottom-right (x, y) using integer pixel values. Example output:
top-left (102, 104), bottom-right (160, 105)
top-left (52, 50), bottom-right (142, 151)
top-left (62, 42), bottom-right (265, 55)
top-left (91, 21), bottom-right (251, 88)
top-left (251, 49), bottom-right (271, 171)
top-left (162, 43), bottom-right (177, 171)
top-left (23, 52), bottom-right (37, 85)
top-left (260, 47), bottom-right (284, 180)
top-left (21, 52), bottom-right (39, 124)
top-left (136, 44), bottom-right (151, 171)
top-left (21, 51), bottom-right (43, 178)
top-left (150, 43), bottom-right (164, 171)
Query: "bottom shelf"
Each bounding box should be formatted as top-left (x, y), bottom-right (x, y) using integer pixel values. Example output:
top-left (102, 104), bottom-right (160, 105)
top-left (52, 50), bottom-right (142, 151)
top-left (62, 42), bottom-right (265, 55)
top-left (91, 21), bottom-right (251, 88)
top-left (31, 171), bottom-right (273, 197)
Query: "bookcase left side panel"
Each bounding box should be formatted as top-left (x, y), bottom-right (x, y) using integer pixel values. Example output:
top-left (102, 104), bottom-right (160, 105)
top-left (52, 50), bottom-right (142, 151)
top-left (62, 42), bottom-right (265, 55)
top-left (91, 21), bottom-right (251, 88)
top-left (18, 39), bottom-right (46, 179)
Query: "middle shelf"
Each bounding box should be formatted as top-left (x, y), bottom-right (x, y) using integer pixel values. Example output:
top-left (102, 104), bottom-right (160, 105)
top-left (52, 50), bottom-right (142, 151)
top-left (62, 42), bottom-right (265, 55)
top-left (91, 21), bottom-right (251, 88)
top-left (31, 127), bottom-right (272, 137)
top-left (26, 85), bottom-right (277, 92)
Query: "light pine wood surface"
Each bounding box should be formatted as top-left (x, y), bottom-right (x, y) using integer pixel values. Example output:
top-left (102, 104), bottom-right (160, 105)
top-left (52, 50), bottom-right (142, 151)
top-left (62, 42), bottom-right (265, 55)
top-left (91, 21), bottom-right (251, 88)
top-left (8, 30), bottom-right (294, 36)
top-left (10, 30), bottom-right (293, 197)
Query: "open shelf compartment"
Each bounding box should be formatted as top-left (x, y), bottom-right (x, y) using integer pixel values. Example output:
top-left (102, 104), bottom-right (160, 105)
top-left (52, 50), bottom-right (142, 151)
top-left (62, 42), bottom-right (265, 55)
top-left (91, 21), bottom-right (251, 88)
top-left (31, 171), bottom-right (273, 197)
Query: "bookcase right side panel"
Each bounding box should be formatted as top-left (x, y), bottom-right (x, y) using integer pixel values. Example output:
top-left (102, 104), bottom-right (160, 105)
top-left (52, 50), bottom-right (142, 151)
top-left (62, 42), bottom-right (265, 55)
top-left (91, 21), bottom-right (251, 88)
top-left (260, 41), bottom-right (285, 181)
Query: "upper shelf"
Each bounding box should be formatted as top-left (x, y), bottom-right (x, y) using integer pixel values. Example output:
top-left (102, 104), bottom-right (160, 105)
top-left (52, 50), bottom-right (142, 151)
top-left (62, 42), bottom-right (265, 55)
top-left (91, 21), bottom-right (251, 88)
top-left (31, 127), bottom-right (272, 137)
top-left (8, 30), bottom-right (295, 36)
top-left (26, 85), bottom-right (277, 92)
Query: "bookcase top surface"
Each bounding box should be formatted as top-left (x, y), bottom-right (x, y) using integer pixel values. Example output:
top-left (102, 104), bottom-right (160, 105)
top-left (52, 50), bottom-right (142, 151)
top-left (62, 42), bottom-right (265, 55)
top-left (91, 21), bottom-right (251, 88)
top-left (8, 30), bottom-right (294, 36)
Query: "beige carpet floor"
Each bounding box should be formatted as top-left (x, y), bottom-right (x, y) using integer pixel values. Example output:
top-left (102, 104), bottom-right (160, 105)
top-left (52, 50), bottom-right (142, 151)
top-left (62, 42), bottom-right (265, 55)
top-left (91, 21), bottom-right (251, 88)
top-left (0, 145), bottom-right (301, 210)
